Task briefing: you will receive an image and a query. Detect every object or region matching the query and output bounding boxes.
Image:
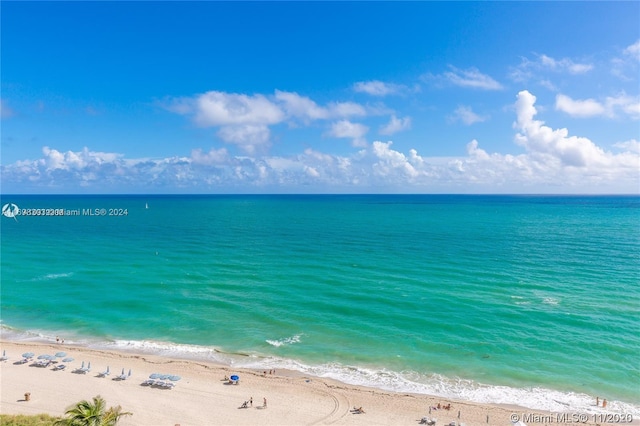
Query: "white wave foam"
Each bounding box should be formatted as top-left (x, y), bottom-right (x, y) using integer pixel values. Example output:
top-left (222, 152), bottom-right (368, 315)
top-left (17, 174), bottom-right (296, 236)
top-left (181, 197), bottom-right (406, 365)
top-left (30, 272), bottom-right (74, 281)
top-left (3, 326), bottom-right (638, 416)
top-left (266, 334), bottom-right (302, 347)
top-left (511, 295), bottom-right (531, 305)
top-left (91, 339), bottom-right (237, 364)
top-left (543, 297), bottom-right (560, 305)
top-left (0, 324), bottom-right (75, 344)
top-left (232, 357), bottom-right (640, 417)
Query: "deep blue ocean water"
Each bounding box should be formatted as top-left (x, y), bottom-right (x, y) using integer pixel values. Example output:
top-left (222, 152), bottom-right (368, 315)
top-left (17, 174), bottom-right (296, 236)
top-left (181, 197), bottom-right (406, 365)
top-left (1, 195), bottom-right (638, 414)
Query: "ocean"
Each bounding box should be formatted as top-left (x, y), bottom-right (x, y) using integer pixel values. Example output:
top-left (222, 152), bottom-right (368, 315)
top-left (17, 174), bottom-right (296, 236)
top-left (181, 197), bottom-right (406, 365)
top-left (1, 194), bottom-right (638, 415)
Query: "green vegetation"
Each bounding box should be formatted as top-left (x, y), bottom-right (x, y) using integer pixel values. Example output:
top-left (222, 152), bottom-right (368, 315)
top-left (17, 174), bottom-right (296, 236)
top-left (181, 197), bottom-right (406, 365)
top-left (53, 395), bottom-right (132, 426)
top-left (0, 396), bottom-right (130, 426)
top-left (0, 413), bottom-right (62, 425)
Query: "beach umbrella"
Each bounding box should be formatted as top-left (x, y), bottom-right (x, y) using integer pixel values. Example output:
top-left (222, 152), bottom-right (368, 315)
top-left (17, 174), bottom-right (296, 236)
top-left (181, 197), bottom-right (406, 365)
top-left (54, 351), bottom-right (66, 358)
top-left (38, 354), bottom-right (53, 360)
top-left (149, 373), bottom-right (162, 379)
top-left (22, 352), bottom-right (35, 358)
top-left (62, 357), bottom-right (74, 363)
top-left (230, 375), bottom-right (239, 381)
top-left (168, 375), bottom-right (181, 381)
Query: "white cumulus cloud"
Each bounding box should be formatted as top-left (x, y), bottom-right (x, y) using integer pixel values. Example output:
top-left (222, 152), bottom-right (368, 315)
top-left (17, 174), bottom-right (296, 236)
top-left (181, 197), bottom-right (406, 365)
top-left (538, 54), bottom-right (593, 74)
top-left (4, 91), bottom-right (638, 194)
top-left (163, 89), bottom-right (371, 152)
top-left (623, 40), bottom-right (640, 61)
top-left (193, 91), bottom-right (284, 127)
top-left (353, 80), bottom-right (407, 96)
top-left (611, 40), bottom-right (640, 80)
top-left (555, 94), bottom-right (606, 118)
top-left (613, 139), bottom-right (640, 154)
top-left (274, 90), bottom-right (329, 121)
top-left (515, 90), bottom-right (638, 171)
top-left (379, 115), bottom-right (411, 135)
top-left (329, 120), bottom-right (369, 147)
top-left (448, 106), bottom-right (488, 125)
top-left (442, 66), bottom-right (503, 90)
top-left (217, 125), bottom-right (271, 154)
top-left (555, 93), bottom-right (640, 119)
top-left (509, 54), bottom-right (593, 86)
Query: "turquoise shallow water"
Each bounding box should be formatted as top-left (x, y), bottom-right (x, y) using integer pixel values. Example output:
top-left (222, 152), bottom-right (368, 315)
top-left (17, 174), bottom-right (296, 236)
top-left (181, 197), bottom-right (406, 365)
top-left (1, 195), bottom-right (639, 413)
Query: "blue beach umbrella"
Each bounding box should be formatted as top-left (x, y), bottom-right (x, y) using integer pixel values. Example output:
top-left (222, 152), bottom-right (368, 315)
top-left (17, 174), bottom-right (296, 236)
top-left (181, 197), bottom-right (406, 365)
top-left (149, 373), bottom-right (162, 379)
top-left (230, 375), bottom-right (239, 381)
top-left (62, 357), bottom-right (74, 363)
top-left (38, 354), bottom-right (53, 360)
top-left (55, 352), bottom-right (67, 358)
top-left (168, 375), bottom-right (181, 381)
top-left (22, 352), bottom-right (35, 358)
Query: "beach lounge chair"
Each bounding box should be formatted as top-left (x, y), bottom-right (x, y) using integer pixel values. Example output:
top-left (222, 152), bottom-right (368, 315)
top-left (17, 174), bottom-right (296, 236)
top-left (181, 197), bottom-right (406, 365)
top-left (420, 417), bottom-right (436, 425)
top-left (115, 368), bottom-right (128, 380)
top-left (99, 366), bottom-right (110, 377)
top-left (0, 350), bottom-right (8, 362)
top-left (54, 363), bottom-right (66, 370)
top-left (74, 361), bottom-right (85, 373)
top-left (81, 361), bottom-right (91, 374)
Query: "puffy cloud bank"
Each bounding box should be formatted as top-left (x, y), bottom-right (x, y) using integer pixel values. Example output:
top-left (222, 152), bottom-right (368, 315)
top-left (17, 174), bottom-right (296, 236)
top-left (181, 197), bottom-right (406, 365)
top-left (163, 90), bottom-right (373, 154)
top-left (2, 91), bottom-right (638, 193)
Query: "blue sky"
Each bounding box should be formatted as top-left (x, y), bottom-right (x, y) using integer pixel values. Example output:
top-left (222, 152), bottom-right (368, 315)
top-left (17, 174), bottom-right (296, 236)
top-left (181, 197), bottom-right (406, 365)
top-left (1, 1), bottom-right (639, 194)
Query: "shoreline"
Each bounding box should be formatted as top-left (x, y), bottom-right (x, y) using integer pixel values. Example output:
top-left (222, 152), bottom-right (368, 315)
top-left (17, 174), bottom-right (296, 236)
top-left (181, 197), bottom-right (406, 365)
top-left (1, 339), bottom-right (636, 426)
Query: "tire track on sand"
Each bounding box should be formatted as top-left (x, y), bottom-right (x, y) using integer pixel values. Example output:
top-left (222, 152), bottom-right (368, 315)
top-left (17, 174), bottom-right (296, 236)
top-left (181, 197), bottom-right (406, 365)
top-left (309, 384), bottom-right (351, 425)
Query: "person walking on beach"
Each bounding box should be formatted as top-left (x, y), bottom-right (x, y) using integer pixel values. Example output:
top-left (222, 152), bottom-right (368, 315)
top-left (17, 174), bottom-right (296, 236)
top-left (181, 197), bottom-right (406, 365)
top-left (263, 397), bottom-right (267, 408)
top-left (249, 397), bottom-right (252, 407)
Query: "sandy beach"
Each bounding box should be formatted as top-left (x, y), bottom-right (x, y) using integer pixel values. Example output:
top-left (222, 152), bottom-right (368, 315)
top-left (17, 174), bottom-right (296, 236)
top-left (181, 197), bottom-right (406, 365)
top-left (0, 340), bottom-right (632, 426)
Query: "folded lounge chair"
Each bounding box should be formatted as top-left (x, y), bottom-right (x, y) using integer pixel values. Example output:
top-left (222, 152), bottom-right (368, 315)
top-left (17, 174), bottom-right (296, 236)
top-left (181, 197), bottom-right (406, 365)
top-left (115, 368), bottom-right (130, 380)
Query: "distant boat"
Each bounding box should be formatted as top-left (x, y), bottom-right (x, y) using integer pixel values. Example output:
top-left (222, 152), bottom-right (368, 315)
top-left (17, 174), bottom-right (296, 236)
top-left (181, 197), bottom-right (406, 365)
top-left (145, 202), bottom-right (149, 209)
